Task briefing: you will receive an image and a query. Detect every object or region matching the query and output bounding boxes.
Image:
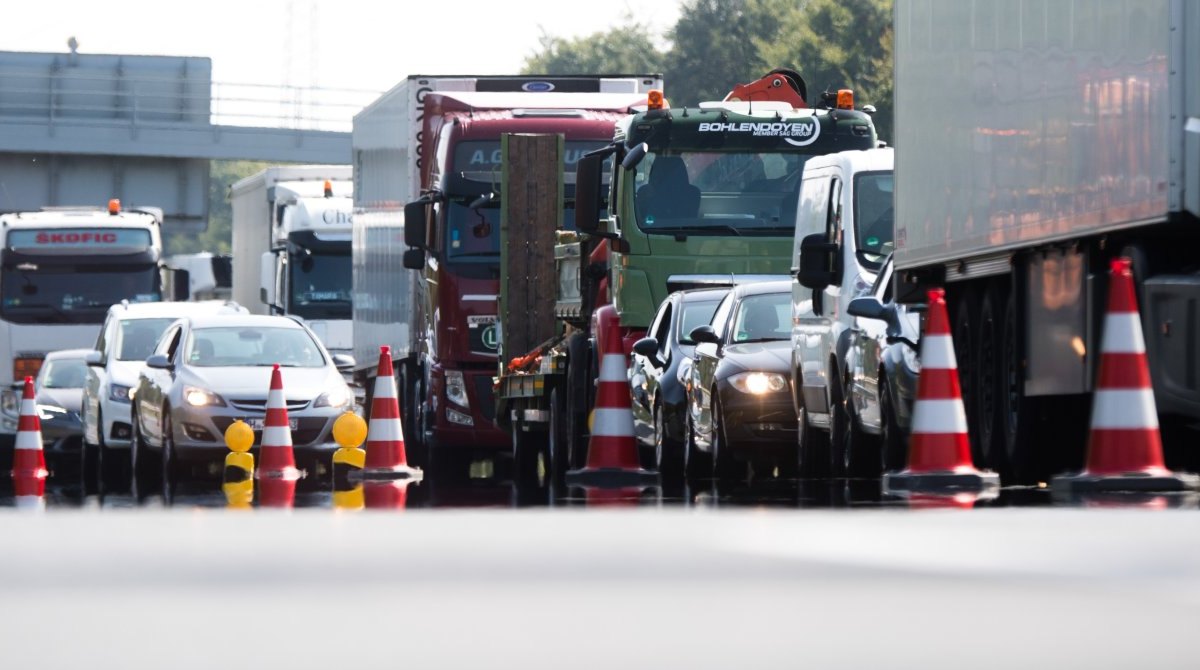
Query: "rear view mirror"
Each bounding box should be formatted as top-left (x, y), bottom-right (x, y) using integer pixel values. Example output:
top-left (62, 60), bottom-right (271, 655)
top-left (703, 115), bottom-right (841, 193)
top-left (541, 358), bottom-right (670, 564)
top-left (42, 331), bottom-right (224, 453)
top-left (404, 199), bottom-right (430, 248)
top-left (621, 142), bottom-right (648, 170)
top-left (331, 354), bottom-right (356, 372)
top-left (85, 351), bottom-right (103, 368)
top-left (689, 325), bottom-right (721, 345)
top-left (796, 233), bottom-right (840, 289)
top-left (847, 296), bottom-right (887, 321)
top-left (145, 354), bottom-right (173, 370)
top-left (632, 337), bottom-right (664, 367)
top-left (402, 248), bottom-right (426, 270)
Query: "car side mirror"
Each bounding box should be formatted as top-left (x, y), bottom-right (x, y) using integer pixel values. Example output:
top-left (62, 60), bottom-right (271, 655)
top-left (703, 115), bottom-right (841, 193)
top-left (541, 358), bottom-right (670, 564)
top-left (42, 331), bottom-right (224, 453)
top-left (847, 296), bottom-right (887, 320)
top-left (85, 351), bottom-right (103, 368)
top-left (402, 248), bottom-right (426, 270)
top-left (688, 325), bottom-right (721, 345)
top-left (331, 354), bottom-right (356, 372)
top-left (796, 233), bottom-right (840, 289)
top-left (145, 354), bottom-right (173, 370)
top-left (632, 337), bottom-right (664, 367)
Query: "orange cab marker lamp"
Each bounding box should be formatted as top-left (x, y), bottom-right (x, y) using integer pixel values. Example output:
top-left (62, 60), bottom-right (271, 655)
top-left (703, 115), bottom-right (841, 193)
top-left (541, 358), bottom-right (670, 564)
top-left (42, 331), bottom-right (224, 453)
top-left (108, 199), bottom-right (121, 215)
top-left (837, 89), bottom-right (854, 110)
top-left (323, 180), bottom-right (333, 198)
top-left (647, 90), bottom-right (666, 111)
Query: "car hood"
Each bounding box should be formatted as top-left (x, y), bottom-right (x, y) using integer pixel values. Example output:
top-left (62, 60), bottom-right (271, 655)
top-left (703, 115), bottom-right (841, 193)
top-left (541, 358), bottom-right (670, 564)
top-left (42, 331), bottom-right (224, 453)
top-left (183, 366), bottom-right (341, 400)
top-left (38, 388), bottom-right (83, 413)
top-left (720, 340), bottom-right (792, 373)
top-left (107, 359), bottom-right (148, 387)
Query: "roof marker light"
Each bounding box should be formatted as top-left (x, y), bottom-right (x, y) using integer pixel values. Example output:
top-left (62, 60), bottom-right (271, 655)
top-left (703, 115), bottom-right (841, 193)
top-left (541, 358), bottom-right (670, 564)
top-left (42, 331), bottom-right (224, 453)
top-left (647, 89), bottom-right (667, 111)
top-left (324, 180), bottom-right (333, 198)
top-left (837, 89), bottom-right (854, 110)
top-left (108, 199), bottom-right (121, 215)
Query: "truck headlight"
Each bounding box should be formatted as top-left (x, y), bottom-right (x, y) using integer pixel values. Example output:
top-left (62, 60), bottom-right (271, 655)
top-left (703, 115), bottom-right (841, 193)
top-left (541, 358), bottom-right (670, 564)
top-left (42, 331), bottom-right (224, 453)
top-left (184, 386), bottom-right (226, 407)
top-left (108, 384), bottom-right (133, 404)
top-left (729, 371), bottom-right (789, 395)
top-left (314, 385), bottom-right (353, 409)
top-left (445, 370), bottom-right (469, 409)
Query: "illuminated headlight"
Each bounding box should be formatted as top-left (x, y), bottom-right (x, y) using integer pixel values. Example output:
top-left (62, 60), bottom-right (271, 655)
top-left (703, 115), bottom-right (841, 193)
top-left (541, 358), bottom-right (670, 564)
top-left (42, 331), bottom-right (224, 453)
top-left (446, 407), bottom-right (474, 426)
top-left (900, 345), bottom-right (922, 374)
top-left (445, 370), bottom-right (469, 409)
top-left (37, 404), bottom-right (68, 420)
top-left (729, 371), bottom-right (789, 395)
top-left (0, 389), bottom-right (18, 418)
top-left (184, 386), bottom-right (226, 407)
top-left (108, 384), bottom-right (133, 404)
top-left (314, 385), bottom-right (353, 409)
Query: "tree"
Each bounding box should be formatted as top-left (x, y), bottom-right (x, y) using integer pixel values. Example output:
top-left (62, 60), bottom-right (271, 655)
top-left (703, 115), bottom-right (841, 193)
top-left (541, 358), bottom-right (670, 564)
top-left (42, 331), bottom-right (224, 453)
top-left (521, 14), bottom-right (666, 75)
top-left (164, 160), bottom-right (269, 256)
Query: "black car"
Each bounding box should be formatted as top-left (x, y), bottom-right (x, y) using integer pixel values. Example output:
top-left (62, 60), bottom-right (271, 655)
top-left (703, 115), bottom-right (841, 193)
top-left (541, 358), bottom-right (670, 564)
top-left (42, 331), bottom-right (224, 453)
top-left (687, 281), bottom-right (795, 481)
top-left (630, 287), bottom-right (729, 481)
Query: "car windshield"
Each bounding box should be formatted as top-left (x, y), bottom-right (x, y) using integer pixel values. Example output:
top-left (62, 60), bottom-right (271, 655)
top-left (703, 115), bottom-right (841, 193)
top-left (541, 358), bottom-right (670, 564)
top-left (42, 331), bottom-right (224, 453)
top-left (731, 292), bottom-right (791, 342)
top-left (39, 357), bottom-right (88, 389)
top-left (632, 151), bottom-right (807, 235)
top-left (186, 327), bottom-right (325, 368)
top-left (854, 171), bottom-right (894, 271)
top-left (116, 318), bottom-right (177, 361)
top-left (678, 299), bottom-right (723, 344)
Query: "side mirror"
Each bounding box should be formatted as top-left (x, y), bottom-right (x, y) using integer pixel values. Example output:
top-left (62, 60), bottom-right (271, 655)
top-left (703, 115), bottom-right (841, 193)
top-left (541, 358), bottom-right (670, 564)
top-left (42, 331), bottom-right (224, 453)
top-left (632, 337), bottom-right (663, 367)
top-left (796, 233), bottom-right (840, 289)
top-left (469, 192), bottom-right (496, 210)
top-left (689, 325), bottom-right (721, 345)
top-left (402, 248), bottom-right (426, 270)
top-left (621, 142), bottom-right (648, 170)
top-left (168, 268), bottom-right (190, 302)
top-left (575, 147), bottom-right (614, 235)
top-left (404, 199), bottom-right (430, 248)
top-left (145, 354), bottom-right (173, 370)
top-left (259, 251), bottom-right (277, 308)
top-left (331, 354), bottom-right (356, 372)
top-left (847, 296), bottom-right (887, 321)
top-left (85, 351), bottom-right (103, 368)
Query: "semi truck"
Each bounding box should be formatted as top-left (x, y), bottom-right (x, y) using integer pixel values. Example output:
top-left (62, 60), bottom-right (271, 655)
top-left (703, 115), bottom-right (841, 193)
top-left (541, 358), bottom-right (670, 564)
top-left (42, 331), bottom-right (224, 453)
top-left (496, 71), bottom-right (881, 481)
top-left (230, 166), bottom-right (354, 358)
top-left (0, 200), bottom-right (167, 443)
top-left (164, 252), bottom-right (232, 301)
top-left (351, 74), bottom-right (662, 468)
top-left (891, 0), bottom-right (1199, 482)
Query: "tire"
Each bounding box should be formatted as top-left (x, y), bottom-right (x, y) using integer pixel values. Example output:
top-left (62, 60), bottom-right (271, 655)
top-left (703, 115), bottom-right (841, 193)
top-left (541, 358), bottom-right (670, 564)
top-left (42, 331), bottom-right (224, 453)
top-left (81, 409), bottom-right (100, 492)
top-left (161, 408), bottom-right (178, 489)
top-left (1000, 288), bottom-right (1045, 484)
top-left (511, 415), bottom-right (543, 491)
top-left (683, 414), bottom-right (712, 482)
top-left (130, 408), bottom-right (155, 490)
top-left (654, 402), bottom-right (684, 485)
top-left (828, 370), bottom-right (849, 478)
top-left (564, 334), bottom-right (591, 470)
top-left (878, 373), bottom-right (907, 473)
top-left (547, 388), bottom-right (568, 482)
top-left (951, 286), bottom-right (982, 452)
top-left (840, 375), bottom-right (882, 478)
top-left (797, 398), bottom-right (830, 478)
top-left (711, 393), bottom-right (743, 482)
top-left (975, 285), bottom-right (1004, 471)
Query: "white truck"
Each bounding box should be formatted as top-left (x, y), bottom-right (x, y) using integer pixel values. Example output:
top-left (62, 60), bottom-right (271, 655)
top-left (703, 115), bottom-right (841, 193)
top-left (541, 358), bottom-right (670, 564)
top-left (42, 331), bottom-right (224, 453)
top-left (230, 166), bottom-right (354, 359)
top-left (165, 252), bottom-right (232, 301)
top-left (893, 0), bottom-right (1200, 482)
top-left (0, 200), bottom-right (166, 443)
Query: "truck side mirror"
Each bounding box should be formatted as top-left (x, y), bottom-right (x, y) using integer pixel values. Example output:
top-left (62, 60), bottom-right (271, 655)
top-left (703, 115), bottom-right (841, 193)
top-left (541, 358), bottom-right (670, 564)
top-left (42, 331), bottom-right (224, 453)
top-left (689, 325), bottom-right (721, 345)
top-left (259, 251), bottom-right (277, 308)
top-left (796, 233), bottom-right (840, 289)
top-left (404, 199), bottom-right (430, 248)
top-left (621, 142), bottom-right (648, 170)
top-left (575, 146), bottom-right (616, 235)
top-left (402, 248), bottom-right (426, 270)
top-left (167, 268), bottom-right (190, 302)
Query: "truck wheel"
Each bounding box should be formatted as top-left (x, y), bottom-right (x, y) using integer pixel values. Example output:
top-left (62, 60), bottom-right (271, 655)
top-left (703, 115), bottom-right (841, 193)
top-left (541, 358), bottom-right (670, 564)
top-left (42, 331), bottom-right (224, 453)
top-left (511, 415), bottom-right (542, 489)
top-left (1000, 288), bottom-right (1044, 484)
top-left (797, 399), bottom-right (830, 478)
top-left (564, 333), bottom-right (591, 469)
top-left (547, 388), bottom-right (568, 482)
top-left (951, 285), bottom-right (982, 454)
top-left (975, 284), bottom-right (1005, 472)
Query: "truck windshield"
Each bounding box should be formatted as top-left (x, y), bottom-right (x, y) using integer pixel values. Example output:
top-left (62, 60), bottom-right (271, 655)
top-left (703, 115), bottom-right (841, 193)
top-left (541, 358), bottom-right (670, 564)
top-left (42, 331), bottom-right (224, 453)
top-left (632, 151), bottom-right (807, 235)
top-left (853, 171), bottom-right (894, 272)
top-left (1, 264), bottom-right (160, 325)
top-left (445, 199), bottom-right (501, 261)
top-left (289, 250), bottom-right (351, 320)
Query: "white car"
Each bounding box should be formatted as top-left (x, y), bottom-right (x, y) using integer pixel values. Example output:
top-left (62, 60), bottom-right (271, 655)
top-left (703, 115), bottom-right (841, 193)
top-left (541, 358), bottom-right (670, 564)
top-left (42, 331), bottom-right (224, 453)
top-left (82, 300), bottom-right (246, 474)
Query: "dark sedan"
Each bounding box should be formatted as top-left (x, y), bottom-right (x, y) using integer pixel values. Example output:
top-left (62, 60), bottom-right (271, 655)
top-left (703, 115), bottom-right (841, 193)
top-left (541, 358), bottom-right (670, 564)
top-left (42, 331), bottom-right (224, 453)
top-left (687, 281), bottom-right (796, 482)
top-left (630, 287), bottom-right (729, 482)
top-left (33, 348), bottom-right (91, 451)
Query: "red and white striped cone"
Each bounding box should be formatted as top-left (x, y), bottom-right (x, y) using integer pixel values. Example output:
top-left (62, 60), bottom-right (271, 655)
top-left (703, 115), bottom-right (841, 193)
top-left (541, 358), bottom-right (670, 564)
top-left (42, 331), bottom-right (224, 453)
top-left (12, 472), bottom-right (46, 511)
top-left (566, 306), bottom-right (657, 488)
top-left (257, 477), bottom-right (296, 509)
top-left (363, 346), bottom-right (422, 481)
top-left (257, 364), bottom-right (301, 481)
top-left (363, 479), bottom-right (413, 510)
top-left (884, 289), bottom-right (999, 495)
top-left (1053, 258), bottom-right (1199, 493)
top-left (11, 376), bottom-right (47, 481)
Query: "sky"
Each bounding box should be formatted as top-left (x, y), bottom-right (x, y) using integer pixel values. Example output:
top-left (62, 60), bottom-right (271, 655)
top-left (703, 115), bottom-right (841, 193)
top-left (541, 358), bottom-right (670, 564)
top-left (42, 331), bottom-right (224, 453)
top-left (8, 0), bottom-right (683, 95)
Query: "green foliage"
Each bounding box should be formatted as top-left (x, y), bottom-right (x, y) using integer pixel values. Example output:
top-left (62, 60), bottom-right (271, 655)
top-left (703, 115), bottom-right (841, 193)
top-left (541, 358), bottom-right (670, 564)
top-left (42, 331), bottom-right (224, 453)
top-left (165, 160), bottom-right (270, 256)
top-left (522, 13), bottom-right (666, 75)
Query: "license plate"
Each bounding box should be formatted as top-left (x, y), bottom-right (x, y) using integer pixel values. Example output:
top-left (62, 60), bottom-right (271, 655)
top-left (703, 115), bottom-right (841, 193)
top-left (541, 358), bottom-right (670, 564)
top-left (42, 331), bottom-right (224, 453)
top-left (248, 418), bottom-right (299, 431)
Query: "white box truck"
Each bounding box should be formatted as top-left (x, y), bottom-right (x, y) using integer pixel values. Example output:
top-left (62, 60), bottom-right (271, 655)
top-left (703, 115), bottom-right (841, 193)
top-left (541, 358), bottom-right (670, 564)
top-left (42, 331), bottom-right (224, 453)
top-left (230, 166), bottom-right (354, 358)
top-left (892, 0), bottom-right (1200, 481)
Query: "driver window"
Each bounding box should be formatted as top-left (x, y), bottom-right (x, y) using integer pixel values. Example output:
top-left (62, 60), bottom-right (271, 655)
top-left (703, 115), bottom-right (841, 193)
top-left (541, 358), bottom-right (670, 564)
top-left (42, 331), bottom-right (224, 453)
top-left (160, 326), bottom-right (183, 361)
top-left (653, 303), bottom-right (672, 362)
top-left (709, 293), bottom-right (735, 340)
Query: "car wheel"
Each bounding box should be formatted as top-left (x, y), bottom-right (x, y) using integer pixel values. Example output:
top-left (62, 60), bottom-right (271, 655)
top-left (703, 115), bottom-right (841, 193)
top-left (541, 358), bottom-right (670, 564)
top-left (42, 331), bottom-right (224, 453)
top-left (842, 377), bottom-right (882, 478)
top-left (130, 408), bottom-right (154, 490)
top-left (711, 392), bottom-right (743, 482)
top-left (684, 414), bottom-right (712, 482)
top-left (878, 373), bottom-right (907, 473)
top-left (161, 408), bottom-right (178, 489)
top-left (81, 408), bottom-right (100, 491)
top-left (828, 374), bottom-right (849, 478)
top-left (654, 402), bottom-right (684, 485)
top-left (797, 398), bottom-right (830, 478)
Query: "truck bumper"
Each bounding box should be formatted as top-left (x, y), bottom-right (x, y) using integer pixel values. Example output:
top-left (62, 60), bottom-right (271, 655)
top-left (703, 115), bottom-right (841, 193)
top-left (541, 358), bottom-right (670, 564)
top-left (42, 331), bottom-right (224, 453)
top-left (429, 367), bottom-right (508, 450)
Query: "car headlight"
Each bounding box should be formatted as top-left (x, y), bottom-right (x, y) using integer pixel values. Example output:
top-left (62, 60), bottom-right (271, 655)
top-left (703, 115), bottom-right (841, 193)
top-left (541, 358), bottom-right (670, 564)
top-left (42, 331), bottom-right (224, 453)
top-left (0, 389), bottom-right (18, 418)
top-left (444, 370), bottom-right (469, 409)
top-left (900, 344), bottom-right (922, 374)
top-left (37, 404), bottom-right (68, 420)
top-left (184, 385), bottom-right (226, 407)
top-left (108, 384), bottom-right (133, 404)
top-left (314, 385), bottom-right (353, 409)
top-left (728, 371), bottom-right (789, 395)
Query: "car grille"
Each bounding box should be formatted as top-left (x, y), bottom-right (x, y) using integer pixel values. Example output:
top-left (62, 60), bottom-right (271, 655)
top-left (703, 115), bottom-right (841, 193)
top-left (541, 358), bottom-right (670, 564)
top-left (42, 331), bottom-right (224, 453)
top-left (228, 398), bottom-right (311, 412)
top-left (211, 416), bottom-right (329, 447)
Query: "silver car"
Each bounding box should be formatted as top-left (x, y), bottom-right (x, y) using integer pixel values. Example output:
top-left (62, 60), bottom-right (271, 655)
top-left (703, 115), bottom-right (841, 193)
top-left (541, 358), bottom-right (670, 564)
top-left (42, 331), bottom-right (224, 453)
top-left (130, 314), bottom-right (355, 482)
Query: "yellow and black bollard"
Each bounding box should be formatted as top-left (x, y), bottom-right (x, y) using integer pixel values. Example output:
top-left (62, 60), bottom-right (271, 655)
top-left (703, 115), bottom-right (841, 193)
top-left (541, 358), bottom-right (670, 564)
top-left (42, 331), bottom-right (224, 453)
top-left (331, 412), bottom-right (367, 510)
top-left (223, 419), bottom-right (256, 508)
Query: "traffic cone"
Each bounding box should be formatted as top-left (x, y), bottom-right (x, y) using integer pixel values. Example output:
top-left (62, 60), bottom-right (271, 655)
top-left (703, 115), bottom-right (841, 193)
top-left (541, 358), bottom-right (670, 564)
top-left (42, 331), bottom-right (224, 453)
top-left (257, 364), bottom-right (300, 480)
top-left (1052, 258), bottom-right (1199, 493)
top-left (884, 289), bottom-right (1000, 495)
top-left (11, 376), bottom-right (47, 480)
top-left (257, 477), bottom-right (296, 508)
top-left (566, 307), bottom-right (657, 488)
top-left (362, 347), bottom-right (422, 481)
top-left (363, 480), bottom-right (412, 510)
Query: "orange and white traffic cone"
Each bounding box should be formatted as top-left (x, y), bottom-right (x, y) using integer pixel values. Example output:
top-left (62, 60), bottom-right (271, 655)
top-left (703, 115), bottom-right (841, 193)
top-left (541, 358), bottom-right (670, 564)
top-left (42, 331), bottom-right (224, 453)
top-left (363, 346), bottom-right (421, 481)
top-left (566, 306), bottom-right (657, 488)
top-left (884, 289), bottom-right (999, 495)
top-left (11, 376), bottom-right (47, 481)
top-left (1053, 258), bottom-right (1199, 493)
top-left (363, 480), bottom-right (412, 510)
top-left (257, 364), bottom-right (300, 480)
top-left (257, 477), bottom-right (296, 509)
